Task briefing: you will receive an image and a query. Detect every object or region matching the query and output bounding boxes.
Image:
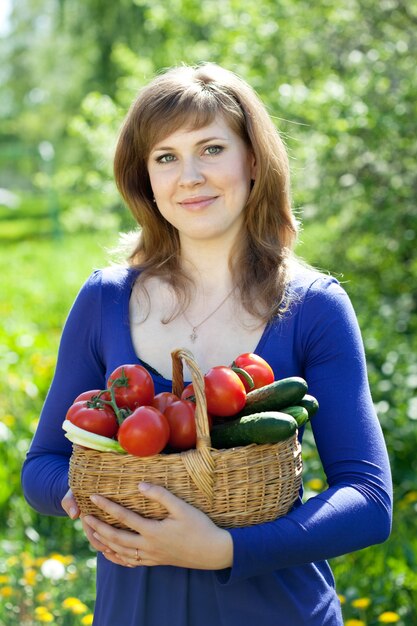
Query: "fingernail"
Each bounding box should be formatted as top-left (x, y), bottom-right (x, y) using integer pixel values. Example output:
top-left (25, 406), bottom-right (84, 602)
top-left (90, 495), bottom-right (98, 504)
top-left (138, 482), bottom-right (150, 492)
top-left (69, 506), bottom-right (78, 519)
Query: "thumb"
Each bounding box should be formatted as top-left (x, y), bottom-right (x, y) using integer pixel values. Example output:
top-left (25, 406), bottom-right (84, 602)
top-left (61, 488), bottom-right (80, 520)
top-left (138, 482), bottom-right (185, 516)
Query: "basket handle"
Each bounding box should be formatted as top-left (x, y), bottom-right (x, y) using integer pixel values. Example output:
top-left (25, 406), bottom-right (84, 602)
top-left (171, 348), bottom-right (212, 451)
top-left (171, 348), bottom-right (215, 502)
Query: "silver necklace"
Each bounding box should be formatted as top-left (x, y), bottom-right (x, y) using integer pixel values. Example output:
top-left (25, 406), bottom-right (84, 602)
top-left (183, 288), bottom-right (235, 343)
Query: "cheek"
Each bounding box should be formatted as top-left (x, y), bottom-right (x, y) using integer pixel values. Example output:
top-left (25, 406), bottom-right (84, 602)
top-left (224, 164), bottom-right (252, 197)
top-left (148, 172), bottom-right (171, 200)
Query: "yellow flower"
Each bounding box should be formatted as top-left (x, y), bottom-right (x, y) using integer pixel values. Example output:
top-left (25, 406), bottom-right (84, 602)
top-left (36, 591), bottom-right (52, 604)
top-left (398, 490), bottom-right (417, 510)
top-left (352, 597), bottom-right (371, 609)
top-left (34, 606), bottom-right (54, 622)
top-left (72, 602), bottom-right (89, 615)
top-left (378, 612), bottom-right (401, 623)
top-left (337, 594), bottom-right (346, 604)
top-left (0, 575), bottom-right (10, 584)
top-left (402, 490), bottom-right (417, 504)
top-left (49, 552), bottom-right (73, 565)
top-left (62, 597), bottom-right (81, 608)
top-left (0, 586), bottom-right (14, 598)
top-left (22, 552), bottom-right (35, 568)
top-left (37, 613), bottom-right (54, 623)
top-left (35, 607), bottom-right (49, 616)
top-left (345, 620), bottom-right (366, 626)
top-left (306, 478), bottom-right (325, 491)
top-left (5, 555), bottom-right (19, 567)
top-left (22, 567), bottom-right (38, 586)
top-left (81, 615), bottom-right (94, 625)
top-left (2, 414), bottom-right (15, 427)
top-left (62, 597), bottom-right (89, 614)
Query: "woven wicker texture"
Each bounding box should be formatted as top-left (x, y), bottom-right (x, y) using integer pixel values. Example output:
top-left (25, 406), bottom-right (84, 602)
top-left (69, 348), bottom-right (303, 528)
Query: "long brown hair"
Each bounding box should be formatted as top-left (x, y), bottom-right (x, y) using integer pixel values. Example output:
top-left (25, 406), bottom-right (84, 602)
top-left (114, 63), bottom-right (298, 321)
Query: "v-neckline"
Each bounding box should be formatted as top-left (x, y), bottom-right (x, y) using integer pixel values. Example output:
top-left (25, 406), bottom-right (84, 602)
top-left (122, 268), bottom-right (273, 385)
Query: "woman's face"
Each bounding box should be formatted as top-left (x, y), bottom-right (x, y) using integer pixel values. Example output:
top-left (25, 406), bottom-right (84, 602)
top-left (147, 115), bottom-right (256, 246)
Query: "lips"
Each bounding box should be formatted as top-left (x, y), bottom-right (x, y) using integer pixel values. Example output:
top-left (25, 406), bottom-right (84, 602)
top-left (178, 196), bottom-right (218, 209)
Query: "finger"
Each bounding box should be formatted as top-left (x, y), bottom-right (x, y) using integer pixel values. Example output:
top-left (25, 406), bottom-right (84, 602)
top-left (138, 482), bottom-right (186, 517)
top-left (94, 533), bottom-right (145, 567)
top-left (61, 489), bottom-right (79, 519)
top-left (102, 552), bottom-right (135, 567)
top-left (83, 512), bottom-right (140, 550)
top-left (91, 530), bottom-right (139, 560)
top-left (89, 494), bottom-right (149, 533)
top-left (101, 550), bottom-right (142, 568)
top-left (84, 514), bottom-right (149, 566)
top-left (81, 517), bottom-right (112, 553)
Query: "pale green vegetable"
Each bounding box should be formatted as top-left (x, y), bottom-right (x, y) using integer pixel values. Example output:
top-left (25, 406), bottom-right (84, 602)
top-left (62, 420), bottom-right (126, 454)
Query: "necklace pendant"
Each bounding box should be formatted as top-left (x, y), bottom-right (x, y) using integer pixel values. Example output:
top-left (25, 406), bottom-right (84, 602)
top-left (183, 287), bottom-right (235, 345)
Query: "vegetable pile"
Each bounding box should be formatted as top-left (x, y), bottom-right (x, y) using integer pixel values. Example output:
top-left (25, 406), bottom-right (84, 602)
top-left (63, 353), bottom-right (319, 457)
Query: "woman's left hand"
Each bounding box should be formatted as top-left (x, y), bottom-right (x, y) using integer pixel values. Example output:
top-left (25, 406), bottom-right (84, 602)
top-left (82, 482), bottom-right (233, 570)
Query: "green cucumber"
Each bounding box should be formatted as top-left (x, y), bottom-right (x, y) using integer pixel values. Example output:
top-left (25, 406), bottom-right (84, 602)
top-left (279, 405), bottom-right (310, 428)
top-left (210, 411), bottom-right (298, 449)
top-left (298, 394), bottom-right (319, 418)
top-left (237, 376), bottom-right (308, 418)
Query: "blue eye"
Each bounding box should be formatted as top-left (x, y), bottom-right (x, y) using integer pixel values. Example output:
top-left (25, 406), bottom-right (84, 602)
top-left (157, 154), bottom-right (176, 163)
top-left (205, 145), bottom-right (223, 155)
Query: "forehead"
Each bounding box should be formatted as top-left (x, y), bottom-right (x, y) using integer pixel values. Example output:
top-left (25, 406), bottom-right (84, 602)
top-left (150, 115), bottom-right (239, 150)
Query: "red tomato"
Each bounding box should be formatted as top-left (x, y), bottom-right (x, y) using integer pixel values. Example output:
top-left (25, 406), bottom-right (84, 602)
top-left (204, 366), bottom-right (246, 417)
top-left (181, 383), bottom-right (195, 401)
top-left (66, 401), bottom-right (118, 438)
top-left (234, 353), bottom-right (274, 391)
top-left (107, 364), bottom-right (154, 411)
top-left (152, 392), bottom-right (180, 413)
top-left (179, 385), bottom-right (215, 429)
top-left (73, 389), bottom-right (111, 404)
top-left (164, 400), bottom-right (197, 451)
top-left (117, 406), bottom-right (170, 456)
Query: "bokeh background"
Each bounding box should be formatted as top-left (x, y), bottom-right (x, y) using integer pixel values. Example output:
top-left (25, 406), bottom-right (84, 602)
top-left (0, 1), bottom-right (416, 624)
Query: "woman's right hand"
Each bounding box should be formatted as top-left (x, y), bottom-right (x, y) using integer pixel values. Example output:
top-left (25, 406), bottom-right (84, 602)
top-left (61, 488), bottom-right (79, 519)
top-left (61, 488), bottom-right (112, 555)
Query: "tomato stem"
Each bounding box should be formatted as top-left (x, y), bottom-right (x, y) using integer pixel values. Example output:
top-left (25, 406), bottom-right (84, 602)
top-left (231, 364), bottom-right (255, 390)
top-left (85, 391), bottom-right (108, 410)
top-left (107, 381), bottom-right (129, 425)
top-left (109, 367), bottom-right (129, 389)
top-left (102, 368), bottom-right (134, 424)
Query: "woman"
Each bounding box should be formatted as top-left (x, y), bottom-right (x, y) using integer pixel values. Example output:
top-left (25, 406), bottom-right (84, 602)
top-left (22, 63), bottom-right (392, 625)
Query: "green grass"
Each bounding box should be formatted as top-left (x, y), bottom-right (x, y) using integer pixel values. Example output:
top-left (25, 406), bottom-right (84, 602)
top-left (0, 230), bottom-right (118, 625)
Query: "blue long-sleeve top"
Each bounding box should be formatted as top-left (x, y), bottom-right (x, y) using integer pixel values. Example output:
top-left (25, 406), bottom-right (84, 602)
top-left (21, 265), bottom-right (392, 626)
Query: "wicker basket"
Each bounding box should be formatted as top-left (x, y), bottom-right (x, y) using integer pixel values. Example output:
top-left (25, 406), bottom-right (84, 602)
top-left (69, 348), bottom-right (303, 528)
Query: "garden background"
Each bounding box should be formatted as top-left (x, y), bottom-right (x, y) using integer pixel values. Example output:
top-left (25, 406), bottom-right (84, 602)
top-left (0, 1), bottom-right (416, 624)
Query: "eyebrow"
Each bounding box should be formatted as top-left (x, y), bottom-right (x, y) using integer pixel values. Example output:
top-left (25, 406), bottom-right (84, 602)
top-left (152, 136), bottom-right (230, 152)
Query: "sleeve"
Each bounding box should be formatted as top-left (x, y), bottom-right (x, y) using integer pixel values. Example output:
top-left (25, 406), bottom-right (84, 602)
top-left (218, 277), bottom-right (392, 583)
top-left (21, 270), bottom-right (106, 516)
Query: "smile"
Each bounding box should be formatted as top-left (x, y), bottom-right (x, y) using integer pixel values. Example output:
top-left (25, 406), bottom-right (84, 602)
top-left (178, 196), bottom-right (218, 210)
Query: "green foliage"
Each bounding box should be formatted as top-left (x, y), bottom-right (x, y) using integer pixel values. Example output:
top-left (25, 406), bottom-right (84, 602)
top-left (1, 0), bottom-right (416, 623)
top-left (0, 231), bottom-right (116, 624)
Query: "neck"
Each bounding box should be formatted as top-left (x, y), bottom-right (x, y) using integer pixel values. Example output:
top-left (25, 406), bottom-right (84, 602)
top-left (179, 235), bottom-right (238, 294)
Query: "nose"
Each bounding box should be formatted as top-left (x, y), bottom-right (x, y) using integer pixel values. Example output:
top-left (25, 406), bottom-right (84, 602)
top-left (178, 157), bottom-right (205, 187)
